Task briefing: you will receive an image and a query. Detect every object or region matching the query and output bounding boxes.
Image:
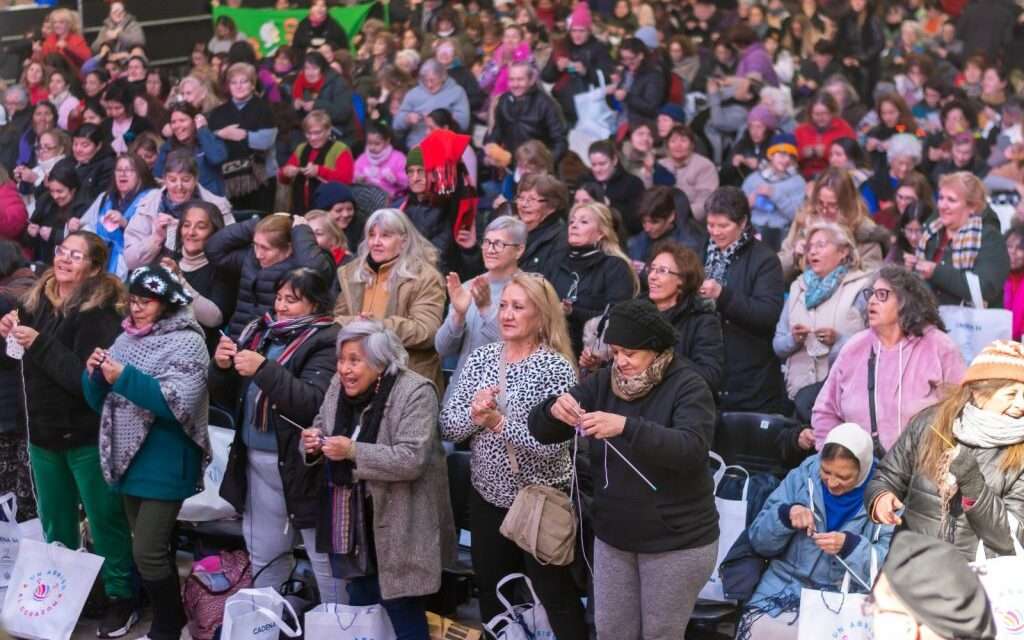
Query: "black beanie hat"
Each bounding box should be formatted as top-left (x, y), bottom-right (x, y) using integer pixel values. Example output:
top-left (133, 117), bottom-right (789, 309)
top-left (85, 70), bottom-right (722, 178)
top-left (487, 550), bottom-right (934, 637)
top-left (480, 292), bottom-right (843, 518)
top-left (881, 531), bottom-right (996, 639)
top-left (603, 299), bottom-right (677, 352)
top-left (127, 265), bottom-right (193, 308)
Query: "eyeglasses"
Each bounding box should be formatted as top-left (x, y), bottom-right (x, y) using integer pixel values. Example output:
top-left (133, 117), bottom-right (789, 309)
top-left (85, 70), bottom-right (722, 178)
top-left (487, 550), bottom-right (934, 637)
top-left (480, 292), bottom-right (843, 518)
top-left (129, 296), bottom-right (157, 309)
top-left (816, 200), bottom-right (841, 213)
top-left (861, 287), bottom-right (893, 303)
top-left (54, 245), bottom-right (85, 263)
top-left (482, 239), bottom-right (520, 252)
top-left (516, 195), bottom-right (547, 207)
top-left (115, 167), bottom-right (136, 175)
top-left (895, 193), bottom-right (917, 203)
top-left (647, 265), bottom-right (682, 277)
top-left (34, 143), bottom-right (58, 152)
top-left (806, 240), bottom-right (834, 251)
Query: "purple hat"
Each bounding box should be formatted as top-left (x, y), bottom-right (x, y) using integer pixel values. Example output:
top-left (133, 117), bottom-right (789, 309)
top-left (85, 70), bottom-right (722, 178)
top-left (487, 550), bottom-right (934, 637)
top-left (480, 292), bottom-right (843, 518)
top-left (747, 105), bottom-right (778, 130)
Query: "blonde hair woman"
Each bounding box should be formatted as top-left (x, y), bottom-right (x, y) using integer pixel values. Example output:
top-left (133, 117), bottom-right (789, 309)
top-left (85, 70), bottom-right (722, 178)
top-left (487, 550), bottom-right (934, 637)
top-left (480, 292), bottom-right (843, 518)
top-left (34, 9), bottom-right (91, 73)
top-left (773, 221), bottom-right (871, 400)
top-left (334, 208), bottom-right (445, 389)
top-left (440, 273), bottom-right (586, 640)
top-left (552, 201), bottom-right (639, 356)
top-left (779, 167), bottom-right (889, 281)
top-left (175, 75), bottom-right (223, 114)
top-left (905, 171), bottom-right (1009, 308)
top-left (305, 209), bottom-right (348, 266)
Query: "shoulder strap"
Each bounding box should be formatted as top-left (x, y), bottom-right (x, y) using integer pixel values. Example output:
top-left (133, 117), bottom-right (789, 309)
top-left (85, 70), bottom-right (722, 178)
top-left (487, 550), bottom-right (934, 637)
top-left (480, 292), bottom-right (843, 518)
top-left (866, 348), bottom-right (886, 457)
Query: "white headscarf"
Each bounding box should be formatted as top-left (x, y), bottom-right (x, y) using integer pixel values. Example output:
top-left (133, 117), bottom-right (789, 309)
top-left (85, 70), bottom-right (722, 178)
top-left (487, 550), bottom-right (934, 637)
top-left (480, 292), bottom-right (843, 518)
top-left (825, 422), bottom-right (875, 487)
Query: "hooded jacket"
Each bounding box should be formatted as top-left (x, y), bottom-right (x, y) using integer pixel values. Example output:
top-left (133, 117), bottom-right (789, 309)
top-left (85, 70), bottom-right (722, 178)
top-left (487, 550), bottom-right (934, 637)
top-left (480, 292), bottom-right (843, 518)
top-left (747, 455), bottom-right (893, 616)
top-left (812, 326), bottom-right (965, 451)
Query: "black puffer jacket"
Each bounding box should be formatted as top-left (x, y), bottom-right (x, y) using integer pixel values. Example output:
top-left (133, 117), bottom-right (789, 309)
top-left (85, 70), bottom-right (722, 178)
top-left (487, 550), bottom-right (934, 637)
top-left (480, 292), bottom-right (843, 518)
top-left (487, 85), bottom-right (568, 162)
top-left (865, 406), bottom-right (1024, 559)
top-left (541, 36), bottom-right (615, 122)
top-left (206, 217), bottom-right (335, 338)
top-left (518, 214), bottom-right (568, 282)
top-left (530, 357), bottom-right (718, 554)
top-left (216, 325), bottom-right (338, 529)
top-left (699, 237), bottom-right (786, 412)
top-left (15, 273), bottom-right (123, 450)
top-left (597, 167), bottom-right (646, 235)
top-left (661, 295), bottom-right (724, 393)
top-left (550, 248), bottom-right (635, 356)
top-left (75, 148), bottom-right (116, 204)
top-left (616, 64), bottom-right (667, 124)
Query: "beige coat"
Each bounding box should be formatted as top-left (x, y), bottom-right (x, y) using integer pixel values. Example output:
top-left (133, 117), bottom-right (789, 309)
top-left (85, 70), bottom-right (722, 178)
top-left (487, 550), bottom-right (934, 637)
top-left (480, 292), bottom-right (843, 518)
top-left (122, 186), bottom-right (234, 272)
top-left (311, 370), bottom-right (457, 600)
top-left (658, 153), bottom-right (719, 220)
top-left (778, 269), bottom-right (872, 398)
top-left (334, 259), bottom-right (445, 391)
top-left (778, 217), bottom-right (888, 283)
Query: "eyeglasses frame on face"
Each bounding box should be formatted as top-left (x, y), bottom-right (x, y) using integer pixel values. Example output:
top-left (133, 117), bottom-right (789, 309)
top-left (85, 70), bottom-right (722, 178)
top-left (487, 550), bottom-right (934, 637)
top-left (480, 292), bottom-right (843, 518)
top-left (860, 287), bottom-right (892, 303)
top-left (647, 265), bottom-right (682, 277)
top-left (516, 195), bottom-right (547, 206)
top-left (482, 239), bottom-right (521, 252)
top-left (128, 295), bottom-right (157, 309)
top-left (54, 245), bottom-right (85, 263)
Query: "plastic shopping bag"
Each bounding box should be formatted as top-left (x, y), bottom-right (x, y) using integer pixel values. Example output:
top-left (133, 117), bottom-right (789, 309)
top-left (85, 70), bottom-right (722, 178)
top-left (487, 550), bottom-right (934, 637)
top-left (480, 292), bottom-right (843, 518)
top-left (484, 573), bottom-right (555, 640)
top-left (1, 538), bottom-right (104, 640)
top-left (0, 493), bottom-right (19, 590)
top-left (939, 272), bottom-right (1012, 364)
top-left (971, 514), bottom-right (1024, 639)
top-left (178, 425), bottom-right (236, 522)
top-left (304, 602), bottom-right (397, 640)
top-left (220, 587), bottom-right (302, 640)
top-left (699, 453), bottom-right (749, 603)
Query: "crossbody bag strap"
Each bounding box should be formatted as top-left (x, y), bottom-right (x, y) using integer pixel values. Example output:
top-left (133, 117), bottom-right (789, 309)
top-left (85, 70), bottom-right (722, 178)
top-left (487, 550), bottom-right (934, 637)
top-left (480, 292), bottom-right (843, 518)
top-left (866, 348), bottom-right (885, 457)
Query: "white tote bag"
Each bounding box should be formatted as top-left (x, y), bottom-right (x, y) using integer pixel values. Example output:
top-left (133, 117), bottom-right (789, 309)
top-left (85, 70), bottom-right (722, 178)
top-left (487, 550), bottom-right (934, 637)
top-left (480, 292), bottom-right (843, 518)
top-left (304, 602), bottom-right (396, 640)
top-left (971, 513), bottom-right (1024, 639)
top-left (220, 587), bottom-right (302, 640)
top-left (484, 573), bottom-right (555, 640)
top-left (699, 452), bottom-right (749, 603)
top-left (939, 271), bottom-right (1012, 364)
top-left (1, 539), bottom-right (104, 640)
top-left (178, 425), bottom-right (237, 522)
top-left (0, 493), bottom-right (20, 590)
top-left (572, 71), bottom-right (617, 140)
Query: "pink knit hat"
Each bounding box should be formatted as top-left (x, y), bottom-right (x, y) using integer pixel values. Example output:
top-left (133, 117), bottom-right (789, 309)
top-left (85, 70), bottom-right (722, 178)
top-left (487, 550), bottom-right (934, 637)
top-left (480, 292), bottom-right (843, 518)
top-left (569, 3), bottom-right (592, 29)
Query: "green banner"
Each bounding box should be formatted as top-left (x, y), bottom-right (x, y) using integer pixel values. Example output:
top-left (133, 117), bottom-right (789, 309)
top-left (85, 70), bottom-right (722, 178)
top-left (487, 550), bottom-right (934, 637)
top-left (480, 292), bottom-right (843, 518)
top-left (212, 4), bottom-right (378, 57)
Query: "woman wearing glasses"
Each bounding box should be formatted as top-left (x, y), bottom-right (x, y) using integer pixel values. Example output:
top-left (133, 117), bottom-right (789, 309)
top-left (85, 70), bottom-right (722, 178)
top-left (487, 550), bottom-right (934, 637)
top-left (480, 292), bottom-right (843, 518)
top-left (79, 154), bottom-right (157, 278)
top-left (551, 201), bottom-right (638, 357)
top-left (812, 265), bottom-right (965, 452)
top-left (779, 168), bottom-right (890, 282)
top-left (515, 174), bottom-right (570, 282)
top-left (436, 215), bottom-right (525, 403)
top-left (0, 232), bottom-right (138, 638)
top-left (773, 222), bottom-right (870, 401)
top-left (27, 159), bottom-right (89, 265)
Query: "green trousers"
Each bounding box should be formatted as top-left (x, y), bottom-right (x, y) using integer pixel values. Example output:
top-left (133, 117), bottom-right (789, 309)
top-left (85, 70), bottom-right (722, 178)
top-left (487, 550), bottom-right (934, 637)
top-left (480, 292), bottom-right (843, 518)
top-left (28, 443), bottom-right (134, 600)
top-left (123, 496), bottom-right (182, 581)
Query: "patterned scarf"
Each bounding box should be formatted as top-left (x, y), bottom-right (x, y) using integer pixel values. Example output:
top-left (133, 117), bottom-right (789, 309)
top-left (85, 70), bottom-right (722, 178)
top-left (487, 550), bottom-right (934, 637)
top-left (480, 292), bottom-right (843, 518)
top-left (916, 214), bottom-right (984, 271)
top-left (611, 350), bottom-right (674, 401)
top-left (237, 313), bottom-right (334, 431)
top-left (803, 264), bottom-right (849, 310)
top-left (704, 225), bottom-right (754, 284)
top-left (99, 308), bottom-right (211, 483)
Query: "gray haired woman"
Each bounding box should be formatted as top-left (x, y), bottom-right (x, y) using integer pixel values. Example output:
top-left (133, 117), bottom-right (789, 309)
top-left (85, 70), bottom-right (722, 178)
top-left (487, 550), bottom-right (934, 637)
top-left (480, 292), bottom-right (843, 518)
top-left (435, 215), bottom-right (526, 402)
top-left (393, 59), bottom-right (470, 147)
top-left (301, 320), bottom-right (456, 638)
top-left (334, 208), bottom-right (445, 390)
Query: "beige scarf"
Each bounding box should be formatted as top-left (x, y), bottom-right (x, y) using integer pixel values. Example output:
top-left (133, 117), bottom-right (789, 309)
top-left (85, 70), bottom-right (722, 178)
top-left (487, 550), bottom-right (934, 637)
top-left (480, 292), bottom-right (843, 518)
top-left (611, 350), bottom-right (674, 401)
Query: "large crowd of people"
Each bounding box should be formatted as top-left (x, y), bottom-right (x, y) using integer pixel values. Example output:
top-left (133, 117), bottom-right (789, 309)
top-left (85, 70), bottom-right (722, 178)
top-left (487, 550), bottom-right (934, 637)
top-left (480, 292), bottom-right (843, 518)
top-left (0, 0), bottom-right (1023, 638)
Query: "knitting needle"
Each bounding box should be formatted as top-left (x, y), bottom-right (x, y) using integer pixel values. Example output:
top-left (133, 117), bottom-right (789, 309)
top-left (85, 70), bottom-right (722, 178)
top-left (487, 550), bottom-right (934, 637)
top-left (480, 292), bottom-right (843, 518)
top-left (573, 405), bottom-right (658, 492)
top-left (277, 413), bottom-right (326, 443)
top-left (929, 425), bottom-right (956, 448)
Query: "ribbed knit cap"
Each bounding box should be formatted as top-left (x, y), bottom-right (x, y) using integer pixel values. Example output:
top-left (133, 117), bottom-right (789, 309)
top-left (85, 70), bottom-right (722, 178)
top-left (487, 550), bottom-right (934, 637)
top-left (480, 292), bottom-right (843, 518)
top-left (963, 340), bottom-right (1024, 384)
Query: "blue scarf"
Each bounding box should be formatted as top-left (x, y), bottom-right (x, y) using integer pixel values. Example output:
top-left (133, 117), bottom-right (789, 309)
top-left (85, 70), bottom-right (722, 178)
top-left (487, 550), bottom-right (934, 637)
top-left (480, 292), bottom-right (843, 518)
top-left (96, 188), bottom-right (151, 275)
top-left (802, 264), bottom-right (848, 310)
top-left (821, 461), bottom-right (875, 532)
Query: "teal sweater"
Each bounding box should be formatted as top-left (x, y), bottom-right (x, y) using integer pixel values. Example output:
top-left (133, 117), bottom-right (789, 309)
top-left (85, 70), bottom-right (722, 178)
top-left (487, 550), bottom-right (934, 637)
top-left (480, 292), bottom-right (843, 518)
top-left (83, 365), bottom-right (202, 501)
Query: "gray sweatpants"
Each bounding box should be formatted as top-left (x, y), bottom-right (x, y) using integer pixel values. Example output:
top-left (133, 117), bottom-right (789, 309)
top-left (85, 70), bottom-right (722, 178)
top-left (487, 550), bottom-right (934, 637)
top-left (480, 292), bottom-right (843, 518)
top-left (242, 449), bottom-right (347, 603)
top-left (593, 537), bottom-right (718, 640)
